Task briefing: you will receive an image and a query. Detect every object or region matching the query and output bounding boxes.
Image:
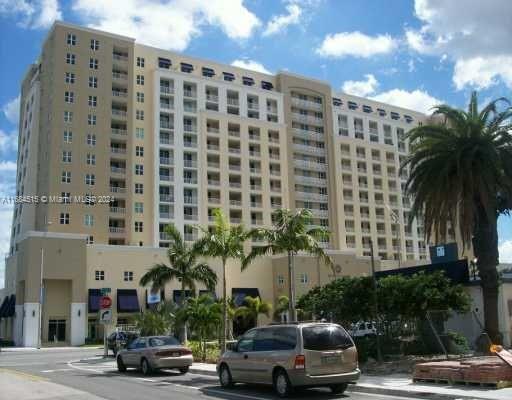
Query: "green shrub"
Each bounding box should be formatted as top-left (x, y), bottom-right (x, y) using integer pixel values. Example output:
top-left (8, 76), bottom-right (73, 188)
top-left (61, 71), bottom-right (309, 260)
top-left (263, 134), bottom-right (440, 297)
top-left (446, 330), bottom-right (470, 354)
top-left (188, 340), bottom-right (220, 363)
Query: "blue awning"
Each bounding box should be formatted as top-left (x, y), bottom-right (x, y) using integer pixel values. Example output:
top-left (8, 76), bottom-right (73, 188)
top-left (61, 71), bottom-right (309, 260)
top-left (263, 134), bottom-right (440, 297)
top-left (0, 296), bottom-right (8, 318)
top-left (223, 72), bottom-right (235, 81)
top-left (377, 108), bottom-right (387, 116)
top-left (6, 295), bottom-right (15, 317)
top-left (117, 289), bottom-right (140, 313)
top-left (180, 62), bottom-right (194, 73)
top-left (202, 67), bottom-right (215, 77)
top-left (261, 81), bottom-right (273, 90)
top-left (332, 98), bottom-right (342, 106)
top-left (158, 57), bottom-right (171, 69)
top-left (232, 288), bottom-right (260, 307)
top-left (88, 289), bottom-right (101, 313)
top-left (242, 76), bottom-right (255, 86)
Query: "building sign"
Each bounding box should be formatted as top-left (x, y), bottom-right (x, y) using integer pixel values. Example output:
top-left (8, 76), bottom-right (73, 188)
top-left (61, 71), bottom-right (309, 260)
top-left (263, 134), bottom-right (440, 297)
top-left (147, 290), bottom-right (161, 304)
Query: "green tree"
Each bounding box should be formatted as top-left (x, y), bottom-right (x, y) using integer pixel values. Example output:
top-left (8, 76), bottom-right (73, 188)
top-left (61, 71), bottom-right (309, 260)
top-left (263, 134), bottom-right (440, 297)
top-left (194, 209), bottom-right (252, 353)
top-left (273, 295), bottom-right (289, 321)
top-left (402, 92), bottom-right (512, 343)
top-left (133, 301), bottom-right (176, 336)
top-left (235, 296), bottom-right (272, 327)
top-left (242, 209), bottom-right (334, 322)
top-left (139, 224), bottom-right (217, 343)
top-left (184, 295), bottom-right (222, 362)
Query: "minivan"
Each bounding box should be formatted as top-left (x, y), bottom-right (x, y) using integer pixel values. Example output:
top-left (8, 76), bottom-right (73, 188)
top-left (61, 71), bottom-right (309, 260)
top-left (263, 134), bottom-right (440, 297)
top-left (217, 322), bottom-right (360, 397)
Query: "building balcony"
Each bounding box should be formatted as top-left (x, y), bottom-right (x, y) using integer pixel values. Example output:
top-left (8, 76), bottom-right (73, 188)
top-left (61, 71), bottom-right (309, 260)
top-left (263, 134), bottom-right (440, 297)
top-left (208, 197), bottom-right (221, 204)
top-left (292, 128), bottom-right (324, 141)
top-left (295, 191), bottom-right (328, 201)
top-left (291, 97), bottom-right (322, 110)
top-left (160, 122), bottom-right (174, 130)
top-left (159, 194), bottom-right (174, 202)
top-left (183, 90), bottom-right (196, 98)
top-left (292, 113), bottom-right (323, 125)
top-left (159, 212), bottom-right (173, 219)
top-left (110, 167), bottom-right (126, 174)
top-left (295, 175), bottom-right (327, 186)
top-left (160, 174), bottom-right (173, 182)
top-left (206, 94), bottom-right (219, 103)
top-left (183, 125), bottom-right (197, 133)
top-left (207, 162), bottom-right (220, 169)
top-left (110, 147), bottom-right (126, 155)
top-left (111, 128), bottom-right (127, 136)
top-left (112, 90), bottom-right (128, 99)
top-left (247, 103), bottom-right (259, 111)
top-left (228, 130), bottom-right (240, 137)
top-left (160, 157), bottom-right (173, 166)
top-left (110, 186), bottom-right (126, 194)
top-left (207, 127), bottom-right (220, 134)
top-left (113, 53), bottom-right (128, 62)
top-left (183, 177), bottom-right (198, 185)
top-left (112, 109), bottom-right (127, 119)
top-left (160, 86), bottom-right (174, 95)
top-left (160, 137), bottom-right (173, 145)
top-left (184, 196), bottom-right (198, 205)
top-left (227, 98), bottom-right (239, 107)
top-left (184, 214), bottom-right (198, 221)
top-left (109, 227), bottom-right (125, 234)
top-left (160, 232), bottom-right (170, 240)
top-left (293, 143), bottom-right (325, 155)
top-left (184, 160), bottom-right (197, 168)
top-left (230, 200), bottom-right (242, 207)
top-left (208, 179), bottom-right (220, 186)
top-left (293, 159), bottom-right (327, 171)
top-left (110, 207), bottom-right (126, 214)
top-left (112, 72), bottom-right (128, 81)
top-left (207, 144), bottom-right (219, 151)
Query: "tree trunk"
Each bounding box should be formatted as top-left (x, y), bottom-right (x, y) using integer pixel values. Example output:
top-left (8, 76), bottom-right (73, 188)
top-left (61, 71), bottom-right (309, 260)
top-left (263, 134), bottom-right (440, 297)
top-left (472, 206), bottom-right (501, 344)
top-left (181, 283), bottom-right (188, 344)
top-left (221, 258), bottom-right (228, 354)
top-left (288, 251), bottom-right (297, 322)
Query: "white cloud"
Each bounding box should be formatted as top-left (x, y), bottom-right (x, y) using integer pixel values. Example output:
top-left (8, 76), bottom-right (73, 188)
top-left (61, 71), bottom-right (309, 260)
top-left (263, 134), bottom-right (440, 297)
top-left (72, 0), bottom-right (260, 51)
top-left (371, 89), bottom-right (442, 114)
top-left (499, 240), bottom-right (512, 263)
top-left (342, 74), bottom-right (378, 97)
top-left (0, 0), bottom-right (61, 29)
top-left (0, 168), bottom-right (16, 289)
top-left (2, 95), bottom-right (20, 125)
top-left (0, 161), bottom-right (17, 171)
top-left (0, 129), bottom-right (18, 155)
top-left (316, 31), bottom-right (397, 58)
top-left (263, 3), bottom-right (302, 37)
top-left (231, 59), bottom-right (271, 74)
top-left (407, 0), bottom-right (512, 89)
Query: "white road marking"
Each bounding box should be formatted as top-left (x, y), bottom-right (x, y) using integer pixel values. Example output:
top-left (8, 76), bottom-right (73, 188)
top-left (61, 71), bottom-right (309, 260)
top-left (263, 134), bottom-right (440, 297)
top-left (40, 369), bottom-right (73, 373)
top-left (136, 378), bottom-right (156, 382)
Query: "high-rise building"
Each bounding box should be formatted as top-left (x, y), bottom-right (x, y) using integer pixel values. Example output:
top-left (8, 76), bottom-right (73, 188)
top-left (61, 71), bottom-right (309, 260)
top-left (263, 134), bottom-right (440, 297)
top-left (0, 21), bottom-right (435, 346)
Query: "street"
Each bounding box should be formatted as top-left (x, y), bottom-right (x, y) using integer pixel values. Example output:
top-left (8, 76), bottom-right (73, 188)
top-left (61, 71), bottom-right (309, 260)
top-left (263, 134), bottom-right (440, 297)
top-left (0, 348), bottom-right (428, 400)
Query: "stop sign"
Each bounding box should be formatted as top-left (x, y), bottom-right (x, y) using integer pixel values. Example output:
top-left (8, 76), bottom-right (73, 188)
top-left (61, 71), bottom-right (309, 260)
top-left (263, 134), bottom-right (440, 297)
top-left (100, 296), bottom-right (112, 309)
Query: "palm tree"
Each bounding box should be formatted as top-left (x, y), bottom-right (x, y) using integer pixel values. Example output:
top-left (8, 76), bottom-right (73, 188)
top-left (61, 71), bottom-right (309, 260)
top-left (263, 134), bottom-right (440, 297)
top-left (402, 92), bottom-right (512, 343)
top-left (235, 296), bottom-right (272, 327)
top-left (242, 208), bottom-right (334, 322)
top-left (194, 208), bottom-right (252, 353)
top-left (273, 295), bottom-right (290, 322)
top-left (133, 301), bottom-right (176, 336)
top-left (139, 224), bottom-right (217, 343)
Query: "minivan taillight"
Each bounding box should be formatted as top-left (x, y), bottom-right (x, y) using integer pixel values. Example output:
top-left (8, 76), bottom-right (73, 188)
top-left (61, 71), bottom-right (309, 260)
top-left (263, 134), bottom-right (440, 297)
top-left (294, 355), bottom-right (305, 369)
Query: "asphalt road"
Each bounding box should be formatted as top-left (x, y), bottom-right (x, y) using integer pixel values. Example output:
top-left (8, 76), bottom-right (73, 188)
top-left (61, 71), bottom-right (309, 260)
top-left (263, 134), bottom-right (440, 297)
top-left (0, 348), bottom-right (426, 400)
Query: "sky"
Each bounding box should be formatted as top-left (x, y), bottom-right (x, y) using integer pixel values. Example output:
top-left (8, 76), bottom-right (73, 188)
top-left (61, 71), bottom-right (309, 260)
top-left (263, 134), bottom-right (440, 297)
top-left (0, 0), bottom-right (511, 286)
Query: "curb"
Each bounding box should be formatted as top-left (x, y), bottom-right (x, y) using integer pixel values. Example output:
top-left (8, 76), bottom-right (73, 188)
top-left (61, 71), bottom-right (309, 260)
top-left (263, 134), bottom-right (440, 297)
top-left (347, 384), bottom-right (490, 400)
top-left (189, 367), bottom-right (217, 377)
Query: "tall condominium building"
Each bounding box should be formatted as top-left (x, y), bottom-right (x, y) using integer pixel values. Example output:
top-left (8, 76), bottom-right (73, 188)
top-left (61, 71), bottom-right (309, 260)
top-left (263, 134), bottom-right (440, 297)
top-left (0, 21), bottom-right (435, 346)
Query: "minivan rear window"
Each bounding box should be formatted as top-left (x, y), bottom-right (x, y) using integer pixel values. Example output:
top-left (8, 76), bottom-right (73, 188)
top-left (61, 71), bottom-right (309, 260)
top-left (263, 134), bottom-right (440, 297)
top-left (302, 325), bottom-right (353, 351)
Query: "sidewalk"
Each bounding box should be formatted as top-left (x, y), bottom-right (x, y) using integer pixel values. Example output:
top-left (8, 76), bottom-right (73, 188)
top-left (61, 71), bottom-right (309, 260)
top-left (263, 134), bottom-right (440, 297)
top-left (1, 346), bottom-right (102, 352)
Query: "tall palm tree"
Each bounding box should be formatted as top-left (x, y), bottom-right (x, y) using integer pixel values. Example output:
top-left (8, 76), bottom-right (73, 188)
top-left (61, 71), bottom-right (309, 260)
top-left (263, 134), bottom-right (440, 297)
top-left (139, 224), bottom-right (217, 343)
top-left (242, 208), bottom-right (334, 322)
top-left (194, 208), bottom-right (252, 353)
top-left (235, 296), bottom-right (272, 327)
top-left (402, 92), bottom-right (512, 343)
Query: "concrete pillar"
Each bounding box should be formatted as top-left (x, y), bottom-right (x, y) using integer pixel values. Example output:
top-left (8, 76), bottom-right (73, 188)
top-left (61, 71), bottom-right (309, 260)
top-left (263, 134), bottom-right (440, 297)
top-left (14, 305), bottom-right (24, 346)
top-left (70, 303), bottom-right (86, 346)
top-left (23, 303), bottom-right (40, 347)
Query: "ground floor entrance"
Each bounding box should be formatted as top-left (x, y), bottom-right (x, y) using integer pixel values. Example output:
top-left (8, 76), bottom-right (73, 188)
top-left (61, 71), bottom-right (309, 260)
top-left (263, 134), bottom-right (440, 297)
top-left (48, 319), bottom-right (66, 342)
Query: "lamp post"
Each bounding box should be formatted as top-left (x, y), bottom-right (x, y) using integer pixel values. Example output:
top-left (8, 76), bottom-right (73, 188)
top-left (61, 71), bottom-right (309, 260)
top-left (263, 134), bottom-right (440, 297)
top-left (369, 238), bottom-right (383, 363)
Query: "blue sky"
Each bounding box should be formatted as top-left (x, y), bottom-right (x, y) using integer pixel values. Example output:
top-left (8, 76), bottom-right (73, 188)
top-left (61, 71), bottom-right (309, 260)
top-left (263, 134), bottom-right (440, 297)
top-left (0, 0), bottom-right (511, 286)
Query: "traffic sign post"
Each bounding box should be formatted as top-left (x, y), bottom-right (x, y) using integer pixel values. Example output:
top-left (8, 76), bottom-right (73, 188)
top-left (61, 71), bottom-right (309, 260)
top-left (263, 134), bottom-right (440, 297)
top-left (99, 294), bottom-right (113, 357)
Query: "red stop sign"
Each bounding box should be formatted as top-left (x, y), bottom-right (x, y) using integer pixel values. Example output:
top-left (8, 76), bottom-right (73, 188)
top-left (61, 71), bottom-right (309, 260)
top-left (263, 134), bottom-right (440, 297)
top-left (100, 296), bottom-right (112, 309)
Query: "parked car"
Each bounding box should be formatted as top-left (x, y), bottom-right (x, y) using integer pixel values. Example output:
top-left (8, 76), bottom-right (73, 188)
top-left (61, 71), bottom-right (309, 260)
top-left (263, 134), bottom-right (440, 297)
top-left (349, 321), bottom-right (377, 338)
top-left (107, 330), bottom-right (138, 356)
top-left (116, 336), bottom-right (193, 375)
top-left (217, 322), bottom-right (360, 397)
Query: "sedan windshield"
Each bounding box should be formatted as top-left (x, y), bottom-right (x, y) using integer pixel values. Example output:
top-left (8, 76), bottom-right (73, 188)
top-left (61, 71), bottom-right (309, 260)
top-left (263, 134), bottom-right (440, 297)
top-left (148, 336), bottom-right (180, 347)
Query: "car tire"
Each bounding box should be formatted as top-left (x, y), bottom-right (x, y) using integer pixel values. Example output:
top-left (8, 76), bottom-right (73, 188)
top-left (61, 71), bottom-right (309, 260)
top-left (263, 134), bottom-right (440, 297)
top-left (329, 383), bottom-right (348, 394)
top-left (179, 367), bottom-right (189, 374)
top-left (141, 358), bottom-right (152, 376)
top-left (117, 356), bottom-right (126, 373)
top-left (273, 369), bottom-right (293, 398)
top-left (219, 364), bottom-right (234, 388)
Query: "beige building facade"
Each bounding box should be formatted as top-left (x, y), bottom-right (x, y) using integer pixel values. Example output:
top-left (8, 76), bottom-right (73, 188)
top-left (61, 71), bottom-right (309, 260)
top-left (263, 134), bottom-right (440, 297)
top-left (1, 21), bottom-right (452, 346)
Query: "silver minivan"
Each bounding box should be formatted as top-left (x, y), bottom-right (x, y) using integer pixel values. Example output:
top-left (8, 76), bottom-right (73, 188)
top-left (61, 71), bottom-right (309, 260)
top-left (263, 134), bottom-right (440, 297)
top-left (217, 322), bottom-right (360, 397)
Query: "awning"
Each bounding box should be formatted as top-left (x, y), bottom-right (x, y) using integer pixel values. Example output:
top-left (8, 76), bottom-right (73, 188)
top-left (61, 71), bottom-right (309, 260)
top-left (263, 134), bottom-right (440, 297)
top-left (202, 67), bottom-right (215, 77)
top-left (261, 81), bottom-right (273, 90)
top-left (173, 289), bottom-right (192, 304)
top-left (180, 62), bottom-right (194, 73)
top-left (332, 97), bottom-right (342, 106)
top-left (242, 76), bottom-right (255, 86)
top-left (6, 295), bottom-right (15, 317)
top-left (223, 72), bottom-right (235, 81)
top-left (0, 296), bottom-right (8, 318)
top-left (88, 289), bottom-right (102, 313)
top-left (232, 288), bottom-right (260, 307)
top-left (158, 57), bottom-right (171, 69)
top-left (117, 289), bottom-right (140, 313)
top-left (362, 105), bottom-right (373, 113)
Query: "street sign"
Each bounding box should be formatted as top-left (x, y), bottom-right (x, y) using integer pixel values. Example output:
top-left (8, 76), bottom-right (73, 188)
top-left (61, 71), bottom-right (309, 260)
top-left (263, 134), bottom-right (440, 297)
top-left (99, 308), bottom-right (113, 324)
top-left (100, 296), bottom-right (112, 309)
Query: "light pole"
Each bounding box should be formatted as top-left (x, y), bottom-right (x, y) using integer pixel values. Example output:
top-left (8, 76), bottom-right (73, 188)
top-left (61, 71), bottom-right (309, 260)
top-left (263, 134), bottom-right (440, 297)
top-left (369, 238), bottom-right (383, 363)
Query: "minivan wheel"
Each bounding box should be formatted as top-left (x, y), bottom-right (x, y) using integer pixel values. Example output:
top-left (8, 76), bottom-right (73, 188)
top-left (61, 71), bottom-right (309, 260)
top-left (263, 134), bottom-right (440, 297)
top-left (219, 364), bottom-right (233, 388)
top-left (117, 356), bottom-right (126, 372)
top-left (141, 358), bottom-right (152, 376)
top-left (179, 366), bottom-right (189, 374)
top-left (274, 369), bottom-right (293, 398)
top-left (329, 383), bottom-right (348, 394)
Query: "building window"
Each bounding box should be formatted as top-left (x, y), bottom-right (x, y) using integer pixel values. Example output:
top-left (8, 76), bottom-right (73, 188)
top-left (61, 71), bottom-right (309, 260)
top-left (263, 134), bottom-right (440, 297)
top-left (136, 92), bottom-right (144, 103)
top-left (64, 91), bottom-right (74, 103)
top-left (86, 153), bottom-right (96, 165)
top-left (89, 58), bottom-right (99, 69)
top-left (63, 130), bottom-right (72, 143)
top-left (88, 96), bottom-right (97, 107)
top-left (90, 39), bottom-right (99, 51)
top-left (95, 270), bottom-right (105, 281)
top-left (134, 202), bottom-right (143, 213)
top-left (87, 114), bottom-right (96, 125)
top-left (61, 192), bottom-right (71, 204)
top-left (64, 111), bottom-right (73, 123)
top-left (84, 214), bottom-right (94, 226)
top-left (86, 134), bottom-right (96, 146)
top-left (135, 183), bottom-right (143, 194)
top-left (65, 72), bottom-right (75, 84)
top-left (66, 33), bottom-right (76, 45)
top-left (277, 275), bottom-right (285, 286)
top-left (135, 221), bottom-right (143, 232)
top-left (135, 128), bottom-right (144, 139)
top-left (124, 271), bottom-right (134, 281)
top-left (136, 75), bottom-right (144, 85)
top-left (59, 212), bottom-right (70, 225)
top-left (62, 151), bottom-right (72, 163)
top-left (86, 235), bottom-right (94, 244)
top-left (135, 164), bottom-right (144, 175)
top-left (135, 110), bottom-right (144, 120)
top-left (136, 57), bottom-right (145, 67)
top-left (61, 171), bottom-right (71, 183)
top-left (300, 273), bottom-right (308, 284)
top-left (88, 76), bottom-right (98, 88)
top-left (85, 174), bottom-right (95, 185)
top-left (66, 53), bottom-right (76, 65)
top-left (135, 146), bottom-right (144, 157)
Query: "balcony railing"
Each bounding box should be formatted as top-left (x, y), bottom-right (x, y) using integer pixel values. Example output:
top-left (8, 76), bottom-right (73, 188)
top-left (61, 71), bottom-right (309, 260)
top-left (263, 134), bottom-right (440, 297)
top-left (184, 196), bottom-right (198, 204)
top-left (184, 160), bottom-right (197, 168)
top-left (110, 167), bottom-right (126, 174)
top-left (112, 90), bottom-right (127, 98)
top-left (110, 186), bottom-right (126, 194)
top-left (159, 157), bottom-right (173, 165)
top-left (160, 86), bottom-right (174, 94)
top-left (110, 147), bottom-right (126, 154)
top-left (110, 207), bottom-right (126, 214)
top-left (112, 72), bottom-right (128, 80)
top-left (206, 94), bottom-right (218, 102)
top-left (159, 194), bottom-right (174, 202)
top-left (109, 227), bottom-right (125, 234)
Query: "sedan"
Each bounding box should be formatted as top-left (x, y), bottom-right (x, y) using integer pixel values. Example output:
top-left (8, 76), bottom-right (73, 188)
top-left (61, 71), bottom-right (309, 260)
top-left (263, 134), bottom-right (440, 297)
top-left (116, 336), bottom-right (193, 375)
